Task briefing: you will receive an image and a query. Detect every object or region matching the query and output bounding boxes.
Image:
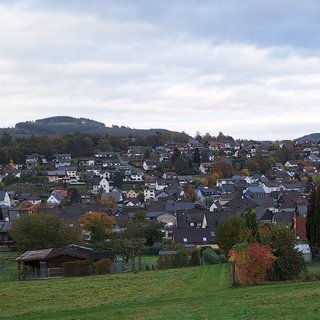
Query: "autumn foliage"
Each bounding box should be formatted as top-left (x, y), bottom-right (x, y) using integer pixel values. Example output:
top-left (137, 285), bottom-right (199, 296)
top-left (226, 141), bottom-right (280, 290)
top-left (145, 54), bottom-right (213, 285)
top-left (229, 242), bottom-right (276, 284)
top-left (79, 212), bottom-right (115, 242)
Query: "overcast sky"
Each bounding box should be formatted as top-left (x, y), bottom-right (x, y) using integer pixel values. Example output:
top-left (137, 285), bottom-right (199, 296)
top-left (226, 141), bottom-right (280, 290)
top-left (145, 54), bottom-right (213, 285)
top-left (1, 0), bottom-right (320, 140)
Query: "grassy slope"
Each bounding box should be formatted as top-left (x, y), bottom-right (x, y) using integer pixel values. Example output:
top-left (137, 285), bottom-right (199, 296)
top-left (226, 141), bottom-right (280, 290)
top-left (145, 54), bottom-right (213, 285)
top-left (1, 264), bottom-right (320, 320)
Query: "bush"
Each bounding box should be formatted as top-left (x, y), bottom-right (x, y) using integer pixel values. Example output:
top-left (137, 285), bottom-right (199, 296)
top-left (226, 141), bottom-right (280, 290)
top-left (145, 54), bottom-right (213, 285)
top-left (145, 264), bottom-right (150, 271)
top-left (191, 249), bottom-right (200, 266)
top-left (172, 251), bottom-right (189, 268)
top-left (229, 242), bottom-right (276, 285)
top-left (94, 259), bottom-right (113, 275)
top-left (157, 251), bottom-right (189, 270)
top-left (202, 247), bottom-right (224, 265)
top-left (268, 249), bottom-right (306, 281)
top-left (63, 260), bottom-right (92, 277)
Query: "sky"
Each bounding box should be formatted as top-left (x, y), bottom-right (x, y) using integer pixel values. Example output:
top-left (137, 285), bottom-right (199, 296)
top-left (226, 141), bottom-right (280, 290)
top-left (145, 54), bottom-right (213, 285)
top-left (1, 0), bottom-right (320, 140)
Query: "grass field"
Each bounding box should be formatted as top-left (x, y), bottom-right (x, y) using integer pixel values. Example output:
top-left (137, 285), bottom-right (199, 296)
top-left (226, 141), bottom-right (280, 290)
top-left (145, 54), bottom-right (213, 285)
top-left (1, 264), bottom-right (320, 320)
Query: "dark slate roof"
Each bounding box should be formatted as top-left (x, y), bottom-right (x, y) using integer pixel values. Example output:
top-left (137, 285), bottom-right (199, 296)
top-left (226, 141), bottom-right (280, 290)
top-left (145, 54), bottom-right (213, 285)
top-left (273, 212), bottom-right (295, 224)
top-left (206, 211), bottom-right (240, 230)
top-left (46, 244), bottom-right (116, 261)
top-left (255, 207), bottom-right (273, 222)
top-left (224, 195), bottom-right (257, 210)
top-left (0, 191), bottom-right (7, 201)
top-left (165, 200), bottom-right (195, 213)
top-left (38, 204), bottom-right (102, 222)
top-left (16, 244), bottom-right (116, 262)
top-left (173, 228), bottom-right (216, 245)
top-left (220, 184), bottom-right (235, 194)
top-left (244, 186), bottom-right (267, 199)
top-left (252, 197), bottom-right (276, 208)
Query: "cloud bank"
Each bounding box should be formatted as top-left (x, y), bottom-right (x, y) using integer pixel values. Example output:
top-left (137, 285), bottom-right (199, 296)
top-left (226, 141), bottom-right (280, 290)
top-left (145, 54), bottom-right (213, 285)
top-left (1, 0), bottom-right (320, 140)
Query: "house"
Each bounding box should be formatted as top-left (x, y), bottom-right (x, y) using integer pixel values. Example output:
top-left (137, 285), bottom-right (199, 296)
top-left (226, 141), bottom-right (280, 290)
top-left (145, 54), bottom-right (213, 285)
top-left (47, 168), bottom-right (67, 183)
top-left (95, 151), bottom-right (114, 158)
top-left (0, 191), bottom-right (11, 207)
top-left (199, 162), bottom-right (212, 174)
top-left (27, 195), bottom-right (42, 205)
top-left (127, 146), bottom-right (145, 161)
top-left (303, 166), bottom-right (318, 176)
top-left (47, 193), bottom-right (66, 206)
top-left (101, 189), bottom-right (123, 204)
top-left (26, 153), bottom-right (47, 168)
top-left (244, 186), bottom-right (267, 199)
top-left (65, 166), bottom-right (78, 179)
top-left (176, 209), bottom-right (209, 229)
top-left (262, 181), bottom-right (285, 194)
top-left (15, 244), bottom-right (117, 278)
top-left (285, 160), bottom-right (299, 169)
top-left (155, 190), bottom-right (170, 202)
top-left (0, 207), bottom-right (20, 245)
top-left (144, 188), bottom-right (156, 202)
top-left (126, 190), bottom-right (139, 199)
top-left (308, 154), bottom-right (320, 163)
top-left (143, 160), bottom-right (160, 171)
top-left (99, 178), bottom-right (110, 193)
top-left (177, 176), bottom-right (193, 187)
top-left (196, 187), bottom-right (220, 201)
top-left (173, 228), bottom-right (217, 248)
top-left (54, 154), bottom-right (71, 168)
top-left (157, 213), bottom-right (176, 239)
top-left (155, 179), bottom-right (168, 191)
top-left (102, 159), bottom-right (121, 169)
top-left (78, 157), bottom-right (95, 166)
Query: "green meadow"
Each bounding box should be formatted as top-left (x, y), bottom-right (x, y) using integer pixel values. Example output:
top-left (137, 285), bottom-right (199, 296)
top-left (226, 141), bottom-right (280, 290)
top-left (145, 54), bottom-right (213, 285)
top-left (1, 264), bottom-right (320, 320)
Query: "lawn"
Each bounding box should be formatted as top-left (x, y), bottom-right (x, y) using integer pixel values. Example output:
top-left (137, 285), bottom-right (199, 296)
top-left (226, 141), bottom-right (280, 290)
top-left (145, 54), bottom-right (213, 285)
top-left (123, 255), bottom-right (158, 271)
top-left (1, 264), bottom-right (320, 319)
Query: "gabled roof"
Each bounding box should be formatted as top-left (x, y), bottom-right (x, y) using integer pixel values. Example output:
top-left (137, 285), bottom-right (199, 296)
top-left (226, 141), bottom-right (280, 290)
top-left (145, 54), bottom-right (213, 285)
top-left (173, 228), bottom-right (216, 245)
top-left (16, 244), bottom-right (116, 262)
top-left (0, 191), bottom-right (8, 201)
top-left (165, 200), bottom-right (195, 213)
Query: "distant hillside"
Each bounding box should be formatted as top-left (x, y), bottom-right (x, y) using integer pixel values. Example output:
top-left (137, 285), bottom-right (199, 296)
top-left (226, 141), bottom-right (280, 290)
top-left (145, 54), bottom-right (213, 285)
top-left (1, 116), bottom-right (186, 138)
top-left (296, 133), bottom-right (320, 144)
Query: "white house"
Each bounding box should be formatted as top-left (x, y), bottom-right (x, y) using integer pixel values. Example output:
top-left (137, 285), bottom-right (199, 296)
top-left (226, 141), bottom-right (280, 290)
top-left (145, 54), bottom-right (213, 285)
top-left (99, 178), bottom-right (110, 193)
top-left (144, 188), bottom-right (155, 202)
top-left (0, 191), bottom-right (11, 207)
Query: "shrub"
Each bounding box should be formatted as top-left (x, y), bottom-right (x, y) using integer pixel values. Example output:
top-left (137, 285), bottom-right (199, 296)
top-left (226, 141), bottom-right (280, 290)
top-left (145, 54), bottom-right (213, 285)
top-left (202, 247), bottom-right (223, 265)
top-left (145, 264), bottom-right (150, 271)
top-left (172, 251), bottom-right (189, 268)
top-left (229, 242), bottom-right (276, 284)
top-left (94, 259), bottom-right (113, 275)
top-left (191, 249), bottom-right (200, 266)
top-left (63, 260), bottom-right (92, 277)
top-left (157, 251), bottom-right (189, 269)
top-left (268, 249), bottom-right (306, 281)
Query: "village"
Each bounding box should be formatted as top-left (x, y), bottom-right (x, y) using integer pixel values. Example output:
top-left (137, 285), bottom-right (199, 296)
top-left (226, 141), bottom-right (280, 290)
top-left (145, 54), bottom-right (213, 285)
top-left (0, 132), bottom-right (319, 280)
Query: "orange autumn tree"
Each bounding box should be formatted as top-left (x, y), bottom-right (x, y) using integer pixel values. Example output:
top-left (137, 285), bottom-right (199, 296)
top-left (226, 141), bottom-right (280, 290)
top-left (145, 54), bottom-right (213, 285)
top-left (229, 242), bottom-right (276, 284)
top-left (79, 212), bottom-right (115, 243)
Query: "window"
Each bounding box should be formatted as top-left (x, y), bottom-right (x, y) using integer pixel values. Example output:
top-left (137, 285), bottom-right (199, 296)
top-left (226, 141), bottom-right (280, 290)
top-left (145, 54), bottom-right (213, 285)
top-left (203, 237), bottom-right (207, 242)
top-left (210, 231), bottom-right (215, 237)
top-left (190, 222), bottom-right (194, 227)
top-left (183, 238), bottom-right (188, 243)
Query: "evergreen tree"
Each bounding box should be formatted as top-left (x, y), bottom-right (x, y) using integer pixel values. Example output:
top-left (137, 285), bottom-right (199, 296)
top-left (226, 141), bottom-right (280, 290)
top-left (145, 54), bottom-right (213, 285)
top-left (306, 186), bottom-right (320, 255)
top-left (193, 148), bottom-right (200, 164)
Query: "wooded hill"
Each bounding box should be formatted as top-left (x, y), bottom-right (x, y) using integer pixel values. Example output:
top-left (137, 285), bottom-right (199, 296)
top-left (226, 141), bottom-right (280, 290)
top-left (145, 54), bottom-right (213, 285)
top-left (1, 116), bottom-right (184, 138)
